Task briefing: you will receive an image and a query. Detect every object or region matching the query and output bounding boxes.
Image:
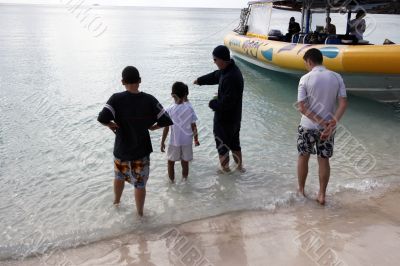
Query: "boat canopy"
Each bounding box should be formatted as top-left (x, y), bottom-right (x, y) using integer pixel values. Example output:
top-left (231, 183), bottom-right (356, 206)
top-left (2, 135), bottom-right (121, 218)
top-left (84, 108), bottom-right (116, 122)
top-left (248, 0), bottom-right (400, 14)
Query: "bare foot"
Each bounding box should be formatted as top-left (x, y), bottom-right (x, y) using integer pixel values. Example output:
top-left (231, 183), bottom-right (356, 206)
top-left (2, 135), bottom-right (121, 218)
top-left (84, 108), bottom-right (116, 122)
top-left (217, 167), bottom-right (231, 174)
top-left (316, 193), bottom-right (326, 205)
top-left (223, 167), bottom-right (231, 173)
top-left (113, 201), bottom-right (120, 208)
top-left (236, 166), bottom-right (246, 173)
top-left (297, 188), bottom-right (306, 198)
top-left (182, 177), bottom-right (188, 181)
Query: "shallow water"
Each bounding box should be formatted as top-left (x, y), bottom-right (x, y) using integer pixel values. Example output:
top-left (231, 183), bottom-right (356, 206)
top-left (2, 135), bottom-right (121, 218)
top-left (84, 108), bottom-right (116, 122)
top-left (0, 4), bottom-right (399, 260)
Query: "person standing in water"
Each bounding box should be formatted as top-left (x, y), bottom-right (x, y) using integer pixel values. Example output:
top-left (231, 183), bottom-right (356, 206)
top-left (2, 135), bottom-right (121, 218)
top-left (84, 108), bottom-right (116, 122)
top-left (296, 49), bottom-right (348, 205)
top-left (194, 45), bottom-right (244, 172)
top-left (98, 66), bottom-right (173, 216)
top-left (160, 82), bottom-right (200, 182)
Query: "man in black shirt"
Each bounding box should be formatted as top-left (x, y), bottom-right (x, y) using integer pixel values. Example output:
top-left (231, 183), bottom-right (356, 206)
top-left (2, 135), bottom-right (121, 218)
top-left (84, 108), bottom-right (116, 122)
top-left (286, 17), bottom-right (301, 42)
top-left (194, 45), bottom-right (244, 172)
top-left (98, 66), bottom-right (172, 216)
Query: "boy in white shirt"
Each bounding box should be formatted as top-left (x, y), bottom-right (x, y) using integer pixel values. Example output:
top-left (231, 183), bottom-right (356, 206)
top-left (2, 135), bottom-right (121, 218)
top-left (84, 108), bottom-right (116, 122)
top-left (161, 82), bottom-right (200, 182)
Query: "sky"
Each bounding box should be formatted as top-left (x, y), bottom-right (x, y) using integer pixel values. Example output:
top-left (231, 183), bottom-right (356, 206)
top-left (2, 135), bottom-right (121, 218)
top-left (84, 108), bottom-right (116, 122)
top-left (0, 0), bottom-right (250, 8)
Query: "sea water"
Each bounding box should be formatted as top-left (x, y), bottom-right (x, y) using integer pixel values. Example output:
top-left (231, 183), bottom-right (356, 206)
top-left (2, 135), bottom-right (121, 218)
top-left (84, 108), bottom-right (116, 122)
top-left (0, 4), bottom-right (399, 260)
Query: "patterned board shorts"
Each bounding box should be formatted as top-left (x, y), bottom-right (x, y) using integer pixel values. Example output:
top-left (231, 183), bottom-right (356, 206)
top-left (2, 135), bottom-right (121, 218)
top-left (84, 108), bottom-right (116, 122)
top-left (297, 125), bottom-right (335, 158)
top-left (114, 156), bottom-right (150, 189)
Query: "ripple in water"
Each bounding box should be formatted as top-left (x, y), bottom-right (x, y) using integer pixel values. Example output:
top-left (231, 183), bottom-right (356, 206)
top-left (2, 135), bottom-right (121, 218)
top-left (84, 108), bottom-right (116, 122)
top-left (1, 5), bottom-right (400, 261)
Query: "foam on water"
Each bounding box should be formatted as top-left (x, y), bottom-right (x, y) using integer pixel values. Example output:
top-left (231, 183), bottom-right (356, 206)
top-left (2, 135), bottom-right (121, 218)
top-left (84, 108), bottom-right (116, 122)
top-left (0, 5), bottom-right (399, 261)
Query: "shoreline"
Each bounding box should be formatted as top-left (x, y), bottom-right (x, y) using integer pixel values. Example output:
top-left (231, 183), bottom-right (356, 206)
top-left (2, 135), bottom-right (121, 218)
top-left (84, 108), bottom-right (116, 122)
top-left (3, 188), bottom-right (400, 266)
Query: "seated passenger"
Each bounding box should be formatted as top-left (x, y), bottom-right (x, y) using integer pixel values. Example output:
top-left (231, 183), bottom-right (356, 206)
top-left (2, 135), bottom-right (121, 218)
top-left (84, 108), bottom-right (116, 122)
top-left (324, 17), bottom-right (336, 35)
top-left (308, 32), bottom-right (320, 44)
top-left (349, 10), bottom-right (366, 40)
top-left (286, 17), bottom-right (301, 41)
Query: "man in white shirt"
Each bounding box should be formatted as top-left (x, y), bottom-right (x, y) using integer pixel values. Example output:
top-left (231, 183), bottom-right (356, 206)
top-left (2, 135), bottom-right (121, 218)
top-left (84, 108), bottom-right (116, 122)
top-left (349, 10), bottom-right (366, 41)
top-left (297, 48), bottom-right (348, 205)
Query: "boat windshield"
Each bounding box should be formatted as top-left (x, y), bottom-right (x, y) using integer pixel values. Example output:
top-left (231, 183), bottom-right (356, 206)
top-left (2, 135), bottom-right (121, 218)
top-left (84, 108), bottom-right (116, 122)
top-left (247, 2), bottom-right (273, 38)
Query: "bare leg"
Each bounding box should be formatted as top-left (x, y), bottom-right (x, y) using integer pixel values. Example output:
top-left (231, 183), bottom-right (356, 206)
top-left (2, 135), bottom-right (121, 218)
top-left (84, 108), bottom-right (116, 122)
top-left (219, 153), bottom-right (230, 172)
top-left (232, 150), bottom-right (244, 171)
top-left (317, 157), bottom-right (330, 205)
top-left (181, 160), bottom-right (189, 179)
top-left (297, 154), bottom-right (310, 197)
top-left (167, 160), bottom-right (175, 182)
top-left (134, 188), bottom-right (146, 216)
top-left (114, 179), bottom-right (125, 204)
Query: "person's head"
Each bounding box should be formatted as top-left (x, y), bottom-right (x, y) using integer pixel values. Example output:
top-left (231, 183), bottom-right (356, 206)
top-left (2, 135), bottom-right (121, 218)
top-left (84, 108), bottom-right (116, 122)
top-left (303, 48), bottom-right (323, 70)
top-left (356, 10), bottom-right (366, 19)
top-left (212, 45), bottom-right (231, 70)
top-left (326, 17), bottom-right (332, 24)
top-left (121, 66), bottom-right (141, 86)
top-left (290, 17), bottom-right (295, 23)
top-left (171, 81), bottom-right (188, 104)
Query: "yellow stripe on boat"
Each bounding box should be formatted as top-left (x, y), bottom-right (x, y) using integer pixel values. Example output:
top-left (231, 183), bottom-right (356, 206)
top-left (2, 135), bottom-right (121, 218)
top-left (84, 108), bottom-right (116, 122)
top-left (224, 32), bottom-right (400, 75)
top-left (246, 32), bottom-right (268, 39)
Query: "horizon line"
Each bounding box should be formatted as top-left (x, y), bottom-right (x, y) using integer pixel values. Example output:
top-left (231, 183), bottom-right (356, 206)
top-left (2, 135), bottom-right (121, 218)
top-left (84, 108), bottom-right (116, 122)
top-left (0, 2), bottom-right (243, 9)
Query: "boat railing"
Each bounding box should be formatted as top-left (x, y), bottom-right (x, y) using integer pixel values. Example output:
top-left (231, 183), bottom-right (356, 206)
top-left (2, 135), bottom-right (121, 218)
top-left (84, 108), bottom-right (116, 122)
top-left (290, 31), bottom-right (370, 45)
top-left (325, 35), bottom-right (342, 45)
top-left (291, 33), bottom-right (299, 43)
top-left (292, 33), bottom-right (310, 44)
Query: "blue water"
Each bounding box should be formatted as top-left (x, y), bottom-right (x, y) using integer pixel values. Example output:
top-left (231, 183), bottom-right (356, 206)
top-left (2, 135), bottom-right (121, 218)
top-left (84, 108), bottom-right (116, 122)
top-left (0, 4), bottom-right (399, 260)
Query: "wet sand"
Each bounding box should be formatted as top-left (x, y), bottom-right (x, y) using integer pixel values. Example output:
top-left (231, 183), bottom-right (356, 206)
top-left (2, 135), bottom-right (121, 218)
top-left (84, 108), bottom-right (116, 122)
top-left (4, 188), bottom-right (400, 266)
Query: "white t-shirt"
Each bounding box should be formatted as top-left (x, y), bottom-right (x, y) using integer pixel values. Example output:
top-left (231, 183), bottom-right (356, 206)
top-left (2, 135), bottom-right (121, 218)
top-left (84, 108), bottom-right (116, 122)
top-left (349, 18), bottom-right (366, 40)
top-left (297, 66), bottom-right (347, 129)
top-left (166, 102), bottom-right (198, 146)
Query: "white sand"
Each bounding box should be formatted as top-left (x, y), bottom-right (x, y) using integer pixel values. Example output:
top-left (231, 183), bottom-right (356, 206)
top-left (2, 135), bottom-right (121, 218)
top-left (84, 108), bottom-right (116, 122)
top-left (4, 189), bottom-right (400, 266)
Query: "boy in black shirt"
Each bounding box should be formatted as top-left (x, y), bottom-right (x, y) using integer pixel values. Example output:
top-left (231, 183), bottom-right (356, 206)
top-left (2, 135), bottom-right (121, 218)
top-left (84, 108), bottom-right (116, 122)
top-left (98, 66), bottom-right (173, 216)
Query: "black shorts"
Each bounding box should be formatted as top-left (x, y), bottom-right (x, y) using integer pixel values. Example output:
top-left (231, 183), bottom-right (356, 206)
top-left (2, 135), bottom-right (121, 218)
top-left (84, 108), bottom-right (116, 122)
top-left (214, 121), bottom-right (241, 156)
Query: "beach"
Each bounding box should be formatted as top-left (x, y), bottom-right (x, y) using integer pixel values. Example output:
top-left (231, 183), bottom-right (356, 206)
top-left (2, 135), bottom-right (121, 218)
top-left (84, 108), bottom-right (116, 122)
top-left (4, 188), bottom-right (400, 266)
top-left (1, 4), bottom-right (400, 265)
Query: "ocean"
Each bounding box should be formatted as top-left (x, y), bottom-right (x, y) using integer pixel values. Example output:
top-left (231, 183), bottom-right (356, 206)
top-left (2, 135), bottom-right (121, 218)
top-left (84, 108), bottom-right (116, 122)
top-left (0, 4), bottom-right (399, 261)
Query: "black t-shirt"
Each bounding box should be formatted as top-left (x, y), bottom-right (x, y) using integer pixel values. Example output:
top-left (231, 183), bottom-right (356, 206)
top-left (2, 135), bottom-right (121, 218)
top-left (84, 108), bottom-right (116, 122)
top-left (98, 91), bottom-right (173, 160)
top-left (288, 22), bottom-right (301, 35)
top-left (197, 60), bottom-right (244, 124)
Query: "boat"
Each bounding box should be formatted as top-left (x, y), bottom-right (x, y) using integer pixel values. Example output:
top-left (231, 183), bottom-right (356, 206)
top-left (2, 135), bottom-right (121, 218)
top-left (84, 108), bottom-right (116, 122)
top-left (224, 0), bottom-right (400, 103)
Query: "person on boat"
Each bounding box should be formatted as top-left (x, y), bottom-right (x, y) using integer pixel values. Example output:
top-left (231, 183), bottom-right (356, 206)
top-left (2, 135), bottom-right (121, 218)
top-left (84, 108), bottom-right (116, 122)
top-left (98, 66), bottom-right (173, 216)
top-left (324, 17), bottom-right (336, 35)
top-left (193, 45), bottom-right (244, 172)
top-left (286, 17), bottom-right (301, 41)
top-left (349, 10), bottom-right (366, 40)
top-left (296, 48), bottom-right (348, 205)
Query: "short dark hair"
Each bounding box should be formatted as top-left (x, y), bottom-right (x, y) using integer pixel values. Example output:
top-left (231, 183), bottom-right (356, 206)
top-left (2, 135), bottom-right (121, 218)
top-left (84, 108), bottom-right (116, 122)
top-left (303, 48), bottom-right (323, 64)
top-left (356, 10), bottom-right (366, 19)
top-left (122, 66), bottom-right (140, 84)
top-left (172, 81), bottom-right (188, 99)
top-left (212, 45), bottom-right (230, 61)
